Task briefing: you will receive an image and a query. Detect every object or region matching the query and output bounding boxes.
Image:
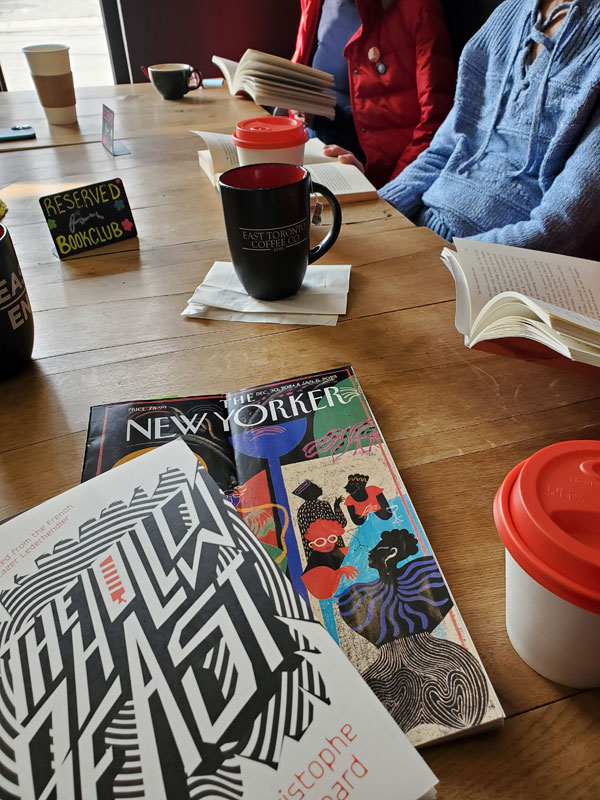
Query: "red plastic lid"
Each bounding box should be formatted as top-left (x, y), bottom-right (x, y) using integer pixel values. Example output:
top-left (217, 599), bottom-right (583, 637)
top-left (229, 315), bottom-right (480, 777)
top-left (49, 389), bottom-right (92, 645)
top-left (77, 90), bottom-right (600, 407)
top-left (232, 117), bottom-right (309, 150)
top-left (494, 440), bottom-right (600, 614)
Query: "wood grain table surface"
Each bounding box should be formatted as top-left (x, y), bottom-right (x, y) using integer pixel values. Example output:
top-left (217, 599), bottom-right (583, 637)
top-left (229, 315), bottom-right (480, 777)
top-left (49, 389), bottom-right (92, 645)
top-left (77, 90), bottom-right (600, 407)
top-left (0, 84), bottom-right (598, 799)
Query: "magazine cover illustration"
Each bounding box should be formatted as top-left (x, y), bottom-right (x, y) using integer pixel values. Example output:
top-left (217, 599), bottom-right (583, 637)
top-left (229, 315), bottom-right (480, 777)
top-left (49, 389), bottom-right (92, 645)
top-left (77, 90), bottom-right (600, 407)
top-left (83, 366), bottom-right (504, 746)
top-left (0, 442), bottom-right (437, 800)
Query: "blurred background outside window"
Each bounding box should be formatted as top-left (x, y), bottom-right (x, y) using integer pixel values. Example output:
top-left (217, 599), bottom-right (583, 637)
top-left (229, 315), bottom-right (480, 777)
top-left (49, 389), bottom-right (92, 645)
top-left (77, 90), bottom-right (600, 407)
top-left (0, 0), bottom-right (112, 90)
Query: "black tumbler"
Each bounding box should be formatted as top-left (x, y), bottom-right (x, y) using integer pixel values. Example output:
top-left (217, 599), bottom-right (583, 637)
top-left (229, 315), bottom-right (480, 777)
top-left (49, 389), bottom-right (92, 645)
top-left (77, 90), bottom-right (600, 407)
top-left (219, 163), bottom-right (342, 301)
top-left (0, 224), bottom-right (34, 377)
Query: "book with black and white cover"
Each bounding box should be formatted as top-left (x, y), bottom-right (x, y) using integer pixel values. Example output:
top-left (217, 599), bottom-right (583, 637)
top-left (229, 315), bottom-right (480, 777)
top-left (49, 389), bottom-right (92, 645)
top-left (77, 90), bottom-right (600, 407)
top-left (0, 440), bottom-right (437, 800)
top-left (212, 49), bottom-right (336, 119)
top-left (441, 239), bottom-right (600, 370)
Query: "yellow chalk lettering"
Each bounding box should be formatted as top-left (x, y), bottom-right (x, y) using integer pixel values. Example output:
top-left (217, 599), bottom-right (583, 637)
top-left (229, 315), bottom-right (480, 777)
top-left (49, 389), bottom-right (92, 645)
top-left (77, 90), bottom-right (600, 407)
top-left (56, 235), bottom-right (71, 255)
top-left (43, 197), bottom-right (57, 216)
top-left (110, 221), bottom-right (123, 238)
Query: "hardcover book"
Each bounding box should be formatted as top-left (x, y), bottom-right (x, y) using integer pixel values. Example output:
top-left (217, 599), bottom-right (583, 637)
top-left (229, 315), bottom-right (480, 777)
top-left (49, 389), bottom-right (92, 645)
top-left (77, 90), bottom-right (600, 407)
top-left (0, 441), bottom-right (437, 799)
top-left (83, 366), bottom-right (504, 747)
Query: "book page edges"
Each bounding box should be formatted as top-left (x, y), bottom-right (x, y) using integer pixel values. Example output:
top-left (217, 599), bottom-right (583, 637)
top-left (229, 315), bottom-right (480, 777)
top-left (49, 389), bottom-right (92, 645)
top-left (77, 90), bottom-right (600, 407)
top-left (242, 48), bottom-right (335, 85)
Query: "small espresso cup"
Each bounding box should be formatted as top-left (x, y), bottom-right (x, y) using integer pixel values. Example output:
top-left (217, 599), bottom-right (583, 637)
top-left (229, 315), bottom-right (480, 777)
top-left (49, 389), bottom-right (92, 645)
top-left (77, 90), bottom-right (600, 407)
top-left (218, 163), bottom-right (342, 301)
top-left (142, 63), bottom-right (201, 100)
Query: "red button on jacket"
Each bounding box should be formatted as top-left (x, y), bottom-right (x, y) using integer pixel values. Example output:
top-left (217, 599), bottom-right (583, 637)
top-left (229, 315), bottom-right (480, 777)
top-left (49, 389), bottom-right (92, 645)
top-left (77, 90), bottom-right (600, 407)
top-left (292, 0), bottom-right (456, 188)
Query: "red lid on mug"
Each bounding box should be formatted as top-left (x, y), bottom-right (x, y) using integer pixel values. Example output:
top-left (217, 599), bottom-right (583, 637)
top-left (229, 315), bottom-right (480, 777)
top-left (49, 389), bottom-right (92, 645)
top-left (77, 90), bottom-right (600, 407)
top-left (232, 117), bottom-right (309, 150)
top-left (493, 440), bottom-right (600, 614)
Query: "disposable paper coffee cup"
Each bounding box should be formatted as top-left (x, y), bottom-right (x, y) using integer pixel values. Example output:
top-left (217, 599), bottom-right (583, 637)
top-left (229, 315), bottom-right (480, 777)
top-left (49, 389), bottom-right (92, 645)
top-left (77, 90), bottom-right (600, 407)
top-left (494, 441), bottom-right (600, 688)
top-left (23, 44), bottom-right (77, 125)
top-left (232, 117), bottom-right (308, 167)
top-left (505, 551), bottom-right (600, 687)
top-left (237, 143), bottom-right (306, 167)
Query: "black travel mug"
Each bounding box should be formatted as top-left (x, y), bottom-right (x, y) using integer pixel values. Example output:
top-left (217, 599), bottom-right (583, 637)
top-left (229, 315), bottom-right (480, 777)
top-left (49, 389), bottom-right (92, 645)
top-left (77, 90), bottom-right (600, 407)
top-left (0, 224), bottom-right (34, 377)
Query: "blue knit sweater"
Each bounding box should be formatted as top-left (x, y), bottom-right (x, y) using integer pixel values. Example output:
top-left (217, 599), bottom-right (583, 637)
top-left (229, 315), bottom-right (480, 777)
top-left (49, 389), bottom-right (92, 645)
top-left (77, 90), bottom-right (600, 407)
top-left (379, 0), bottom-right (600, 258)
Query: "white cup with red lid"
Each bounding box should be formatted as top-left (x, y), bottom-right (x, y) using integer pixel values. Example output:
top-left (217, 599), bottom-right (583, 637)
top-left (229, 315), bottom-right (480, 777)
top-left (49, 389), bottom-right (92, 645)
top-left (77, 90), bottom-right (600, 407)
top-left (232, 117), bottom-right (309, 167)
top-left (494, 440), bottom-right (600, 687)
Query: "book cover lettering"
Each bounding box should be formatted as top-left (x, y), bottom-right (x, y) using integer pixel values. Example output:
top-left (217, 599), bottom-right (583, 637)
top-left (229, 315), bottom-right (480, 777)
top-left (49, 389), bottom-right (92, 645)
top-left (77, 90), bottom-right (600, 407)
top-left (39, 178), bottom-right (137, 258)
top-left (82, 367), bottom-right (504, 747)
top-left (0, 441), bottom-right (436, 799)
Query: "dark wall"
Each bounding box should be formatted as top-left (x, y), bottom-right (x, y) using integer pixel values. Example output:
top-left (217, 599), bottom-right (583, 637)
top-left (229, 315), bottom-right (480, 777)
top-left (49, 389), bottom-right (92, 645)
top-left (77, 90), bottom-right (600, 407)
top-left (440, 0), bottom-right (505, 60)
top-left (115, 0), bottom-right (301, 84)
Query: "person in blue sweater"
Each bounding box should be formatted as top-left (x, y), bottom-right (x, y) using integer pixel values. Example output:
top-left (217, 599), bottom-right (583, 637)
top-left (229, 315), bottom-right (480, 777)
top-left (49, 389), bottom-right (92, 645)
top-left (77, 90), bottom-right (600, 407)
top-left (373, 0), bottom-right (600, 258)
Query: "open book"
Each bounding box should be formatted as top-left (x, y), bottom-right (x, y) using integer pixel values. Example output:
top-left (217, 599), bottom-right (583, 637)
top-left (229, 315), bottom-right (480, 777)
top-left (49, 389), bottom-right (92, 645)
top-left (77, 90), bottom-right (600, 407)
top-left (0, 439), bottom-right (438, 799)
top-left (212, 49), bottom-right (336, 119)
top-left (193, 131), bottom-right (378, 203)
top-left (82, 366), bottom-right (504, 748)
top-left (441, 239), bottom-right (600, 370)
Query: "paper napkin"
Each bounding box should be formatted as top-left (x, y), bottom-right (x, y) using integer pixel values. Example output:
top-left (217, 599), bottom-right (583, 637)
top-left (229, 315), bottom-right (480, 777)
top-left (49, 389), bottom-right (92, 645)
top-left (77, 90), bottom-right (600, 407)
top-left (182, 261), bottom-right (351, 326)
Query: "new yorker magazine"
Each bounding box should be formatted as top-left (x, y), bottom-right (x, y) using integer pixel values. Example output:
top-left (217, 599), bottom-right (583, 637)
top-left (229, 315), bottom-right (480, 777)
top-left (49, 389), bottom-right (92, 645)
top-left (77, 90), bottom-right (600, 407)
top-left (0, 442), bottom-right (437, 800)
top-left (83, 366), bottom-right (504, 747)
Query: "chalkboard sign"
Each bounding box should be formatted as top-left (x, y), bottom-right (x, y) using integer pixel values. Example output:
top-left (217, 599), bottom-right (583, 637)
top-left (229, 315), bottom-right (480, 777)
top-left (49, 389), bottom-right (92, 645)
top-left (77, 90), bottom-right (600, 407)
top-left (39, 178), bottom-right (137, 259)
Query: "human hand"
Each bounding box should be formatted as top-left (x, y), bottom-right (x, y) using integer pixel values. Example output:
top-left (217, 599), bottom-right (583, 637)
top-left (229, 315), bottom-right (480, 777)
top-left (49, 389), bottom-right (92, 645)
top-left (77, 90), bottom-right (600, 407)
top-left (361, 503), bottom-right (377, 517)
top-left (322, 144), bottom-right (365, 173)
top-left (290, 110), bottom-right (314, 128)
top-left (340, 565), bottom-right (359, 579)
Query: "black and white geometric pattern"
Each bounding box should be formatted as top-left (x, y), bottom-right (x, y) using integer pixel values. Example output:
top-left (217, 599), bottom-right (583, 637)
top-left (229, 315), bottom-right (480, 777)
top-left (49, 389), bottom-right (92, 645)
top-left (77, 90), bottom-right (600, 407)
top-left (0, 465), bottom-right (329, 799)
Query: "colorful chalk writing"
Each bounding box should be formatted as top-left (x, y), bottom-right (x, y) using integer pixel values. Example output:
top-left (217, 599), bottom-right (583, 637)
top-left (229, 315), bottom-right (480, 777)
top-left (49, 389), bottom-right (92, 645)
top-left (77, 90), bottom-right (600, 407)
top-left (39, 178), bottom-right (137, 258)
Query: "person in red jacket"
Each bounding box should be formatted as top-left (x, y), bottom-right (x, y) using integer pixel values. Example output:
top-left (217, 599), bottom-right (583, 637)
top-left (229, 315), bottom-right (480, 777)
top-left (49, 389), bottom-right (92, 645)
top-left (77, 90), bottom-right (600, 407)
top-left (292, 0), bottom-right (455, 188)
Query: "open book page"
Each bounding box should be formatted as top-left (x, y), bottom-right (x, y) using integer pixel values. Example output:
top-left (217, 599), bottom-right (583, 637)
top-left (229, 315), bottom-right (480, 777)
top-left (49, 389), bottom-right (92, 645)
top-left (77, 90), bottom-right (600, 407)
top-left (192, 130), bottom-right (239, 184)
top-left (213, 50), bottom-right (335, 117)
top-left (449, 239), bottom-right (600, 333)
top-left (304, 137), bottom-right (338, 164)
top-left (307, 161), bottom-right (378, 203)
top-left (190, 131), bottom-right (372, 201)
top-left (210, 54), bottom-right (238, 93)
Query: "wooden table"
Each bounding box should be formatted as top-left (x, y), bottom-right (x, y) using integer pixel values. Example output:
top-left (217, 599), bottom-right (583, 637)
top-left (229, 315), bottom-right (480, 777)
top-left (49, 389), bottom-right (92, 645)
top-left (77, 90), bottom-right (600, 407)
top-left (1, 84), bottom-right (598, 799)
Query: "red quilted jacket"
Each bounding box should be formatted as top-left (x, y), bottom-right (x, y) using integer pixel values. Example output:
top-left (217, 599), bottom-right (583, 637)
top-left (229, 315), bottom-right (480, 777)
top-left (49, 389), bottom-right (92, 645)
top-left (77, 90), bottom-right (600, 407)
top-left (292, 0), bottom-right (456, 187)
